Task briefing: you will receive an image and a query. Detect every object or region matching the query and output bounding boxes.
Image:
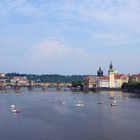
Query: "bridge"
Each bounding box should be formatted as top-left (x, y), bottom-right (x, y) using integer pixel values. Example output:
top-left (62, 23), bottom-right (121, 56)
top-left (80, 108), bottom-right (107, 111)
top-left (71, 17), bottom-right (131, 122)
top-left (0, 82), bottom-right (72, 92)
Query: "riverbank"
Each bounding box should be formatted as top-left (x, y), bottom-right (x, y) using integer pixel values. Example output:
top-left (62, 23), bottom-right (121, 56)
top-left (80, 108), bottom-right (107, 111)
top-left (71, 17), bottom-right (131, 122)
top-left (121, 82), bottom-right (140, 94)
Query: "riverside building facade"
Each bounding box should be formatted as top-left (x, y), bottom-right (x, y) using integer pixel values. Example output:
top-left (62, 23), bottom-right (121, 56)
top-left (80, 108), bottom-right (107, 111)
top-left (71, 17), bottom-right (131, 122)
top-left (96, 63), bottom-right (129, 88)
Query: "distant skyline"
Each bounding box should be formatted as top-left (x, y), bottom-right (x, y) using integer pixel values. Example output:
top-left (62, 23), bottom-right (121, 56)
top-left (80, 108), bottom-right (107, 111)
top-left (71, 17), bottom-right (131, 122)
top-left (0, 0), bottom-right (140, 75)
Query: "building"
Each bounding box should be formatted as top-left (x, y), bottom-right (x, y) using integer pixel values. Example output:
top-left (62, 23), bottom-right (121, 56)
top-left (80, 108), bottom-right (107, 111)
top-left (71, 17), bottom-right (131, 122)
top-left (0, 73), bottom-right (5, 77)
top-left (97, 67), bottom-right (103, 77)
top-left (96, 76), bottom-right (109, 88)
top-left (114, 74), bottom-right (129, 88)
top-left (96, 63), bottom-right (129, 88)
top-left (129, 74), bottom-right (140, 83)
top-left (83, 76), bottom-right (96, 90)
top-left (11, 76), bottom-right (29, 85)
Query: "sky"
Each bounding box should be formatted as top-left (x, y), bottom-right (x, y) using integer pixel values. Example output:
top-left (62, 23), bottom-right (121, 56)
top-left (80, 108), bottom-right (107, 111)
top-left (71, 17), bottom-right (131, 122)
top-left (0, 0), bottom-right (140, 75)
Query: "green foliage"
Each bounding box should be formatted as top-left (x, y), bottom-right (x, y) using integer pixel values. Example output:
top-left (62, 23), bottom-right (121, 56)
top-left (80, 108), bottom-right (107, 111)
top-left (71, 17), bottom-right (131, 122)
top-left (6, 73), bottom-right (90, 83)
top-left (122, 82), bottom-right (140, 90)
top-left (72, 81), bottom-right (83, 87)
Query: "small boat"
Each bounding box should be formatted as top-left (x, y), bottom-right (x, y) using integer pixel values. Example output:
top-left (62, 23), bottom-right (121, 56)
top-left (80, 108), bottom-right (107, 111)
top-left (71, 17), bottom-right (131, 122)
top-left (110, 97), bottom-right (115, 100)
top-left (75, 103), bottom-right (84, 107)
top-left (110, 103), bottom-right (117, 106)
top-left (11, 108), bottom-right (21, 113)
top-left (10, 104), bottom-right (15, 108)
top-left (98, 101), bottom-right (104, 104)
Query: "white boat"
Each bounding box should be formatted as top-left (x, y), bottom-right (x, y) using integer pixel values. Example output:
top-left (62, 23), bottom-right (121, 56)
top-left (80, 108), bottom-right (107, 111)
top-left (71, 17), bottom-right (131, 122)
top-left (11, 108), bottom-right (21, 113)
top-left (110, 103), bottom-right (117, 106)
top-left (11, 109), bottom-right (17, 113)
top-left (75, 103), bottom-right (84, 107)
top-left (10, 104), bottom-right (15, 108)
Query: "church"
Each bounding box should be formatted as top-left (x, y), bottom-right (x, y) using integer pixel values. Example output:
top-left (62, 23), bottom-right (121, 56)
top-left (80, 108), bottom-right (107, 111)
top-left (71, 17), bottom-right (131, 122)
top-left (96, 63), bottom-right (129, 88)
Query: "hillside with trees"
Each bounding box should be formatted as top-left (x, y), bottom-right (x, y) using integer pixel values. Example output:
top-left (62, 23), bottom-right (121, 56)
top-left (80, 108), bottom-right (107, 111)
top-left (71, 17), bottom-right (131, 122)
top-left (6, 73), bottom-right (92, 83)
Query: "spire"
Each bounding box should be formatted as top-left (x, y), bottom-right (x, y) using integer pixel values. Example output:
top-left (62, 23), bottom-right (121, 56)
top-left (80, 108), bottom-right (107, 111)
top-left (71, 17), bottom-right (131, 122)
top-left (109, 62), bottom-right (113, 70)
top-left (97, 66), bottom-right (103, 77)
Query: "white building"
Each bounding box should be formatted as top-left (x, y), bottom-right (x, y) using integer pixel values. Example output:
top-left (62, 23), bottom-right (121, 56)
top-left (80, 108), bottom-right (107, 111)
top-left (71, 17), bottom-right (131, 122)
top-left (0, 73), bottom-right (5, 77)
top-left (97, 63), bottom-right (129, 88)
top-left (11, 76), bottom-right (29, 85)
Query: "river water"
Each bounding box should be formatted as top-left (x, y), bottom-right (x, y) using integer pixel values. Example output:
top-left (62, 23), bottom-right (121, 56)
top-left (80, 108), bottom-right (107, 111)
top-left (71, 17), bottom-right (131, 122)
top-left (0, 88), bottom-right (140, 140)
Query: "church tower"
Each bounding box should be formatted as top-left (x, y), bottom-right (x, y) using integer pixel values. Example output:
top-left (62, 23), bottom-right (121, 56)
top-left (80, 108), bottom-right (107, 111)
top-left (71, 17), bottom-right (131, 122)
top-left (108, 62), bottom-right (115, 88)
top-left (97, 67), bottom-right (103, 77)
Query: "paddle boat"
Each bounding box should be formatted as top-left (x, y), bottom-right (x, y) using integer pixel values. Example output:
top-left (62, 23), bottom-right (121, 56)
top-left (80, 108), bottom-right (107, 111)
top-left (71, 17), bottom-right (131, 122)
top-left (10, 104), bottom-right (16, 109)
top-left (110, 103), bottom-right (117, 106)
top-left (11, 108), bottom-right (21, 113)
top-left (75, 103), bottom-right (84, 107)
top-left (75, 101), bottom-right (84, 107)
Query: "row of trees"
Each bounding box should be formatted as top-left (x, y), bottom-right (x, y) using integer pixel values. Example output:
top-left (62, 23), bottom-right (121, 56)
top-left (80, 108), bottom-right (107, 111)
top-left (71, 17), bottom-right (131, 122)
top-left (6, 73), bottom-right (89, 83)
top-left (122, 82), bottom-right (140, 92)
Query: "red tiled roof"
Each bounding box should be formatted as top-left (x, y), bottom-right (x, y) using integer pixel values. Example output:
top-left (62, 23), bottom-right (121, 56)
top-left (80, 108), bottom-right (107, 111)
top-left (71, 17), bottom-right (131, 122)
top-left (98, 76), bottom-right (109, 80)
top-left (98, 74), bottom-right (128, 80)
top-left (114, 74), bottom-right (128, 80)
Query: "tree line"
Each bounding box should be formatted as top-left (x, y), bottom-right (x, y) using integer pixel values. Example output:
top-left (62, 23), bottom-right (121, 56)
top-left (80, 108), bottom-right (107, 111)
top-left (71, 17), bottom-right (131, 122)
top-left (122, 82), bottom-right (140, 93)
top-left (6, 73), bottom-right (91, 83)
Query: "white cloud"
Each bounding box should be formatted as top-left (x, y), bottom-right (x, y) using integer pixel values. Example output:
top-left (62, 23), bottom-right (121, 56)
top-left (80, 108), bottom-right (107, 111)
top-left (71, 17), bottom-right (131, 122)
top-left (1, 0), bottom-right (140, 30)
top-left (1, 0), bottom-right (140, 46)
top-left (22, 39), bottom-right (94, 74)
top-left (22, 39), bottom-right (140, 74)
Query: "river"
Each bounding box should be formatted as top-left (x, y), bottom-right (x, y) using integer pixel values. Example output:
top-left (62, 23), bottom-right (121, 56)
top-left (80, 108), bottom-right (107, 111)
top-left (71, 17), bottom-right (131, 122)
top-left (0, 88), bottom-right (140, 140)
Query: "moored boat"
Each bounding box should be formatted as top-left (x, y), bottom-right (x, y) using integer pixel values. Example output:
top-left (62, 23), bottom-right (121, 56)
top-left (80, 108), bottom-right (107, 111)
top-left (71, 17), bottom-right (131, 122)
top-left (110, 103), bottom-right (117, 106)
top-left (10, 104), bottom-right (15, 108)
top-left (75, 103), bottom-right (84, 107)
top-left (11, 108), bottom-right (21, 113)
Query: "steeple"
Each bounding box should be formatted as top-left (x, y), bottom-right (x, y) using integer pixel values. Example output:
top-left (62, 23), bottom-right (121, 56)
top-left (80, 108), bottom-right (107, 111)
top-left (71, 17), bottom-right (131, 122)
top-left (97, 67), bottom-right (103, 77)
top-left (109, 62), bottom-right (113, 70)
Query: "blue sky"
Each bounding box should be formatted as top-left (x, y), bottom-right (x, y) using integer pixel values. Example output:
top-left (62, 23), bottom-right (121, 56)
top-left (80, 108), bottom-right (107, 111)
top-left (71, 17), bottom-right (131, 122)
top-left (0, 0), bottom-right (140, 75)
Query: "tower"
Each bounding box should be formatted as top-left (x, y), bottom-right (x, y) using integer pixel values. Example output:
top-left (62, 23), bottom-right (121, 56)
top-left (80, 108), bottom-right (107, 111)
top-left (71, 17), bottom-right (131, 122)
top-left (109, 62), bottom-right (113, 70)
top-left (108, 62), bottom-right (115, 88)
top-left (97, 67), bottom-right (103, 77)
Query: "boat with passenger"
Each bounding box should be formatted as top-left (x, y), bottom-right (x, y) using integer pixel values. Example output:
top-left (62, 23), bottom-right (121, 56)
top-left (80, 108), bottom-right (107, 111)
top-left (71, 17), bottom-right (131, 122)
top-left (110, 103), bottom-right (117, 106)
top-left (75, 101), bottom-right (84, 107)
top-left (75, 103), bottom-right (84, 107)
top-left (10, 104), bottom-right (15, 108)
top-left (11, 108), bottom-right (21, 113)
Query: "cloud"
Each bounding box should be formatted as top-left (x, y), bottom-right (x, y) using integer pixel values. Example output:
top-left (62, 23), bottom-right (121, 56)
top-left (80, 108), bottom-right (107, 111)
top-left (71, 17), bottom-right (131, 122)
top-left (22, 39), bottom-right (94, 74)
top-left (22, 39), bottom-right (140, 75)
top-left (1, 0), bottom-right (140, 31)
top-left (0, 1), bottom-right (140, 48)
